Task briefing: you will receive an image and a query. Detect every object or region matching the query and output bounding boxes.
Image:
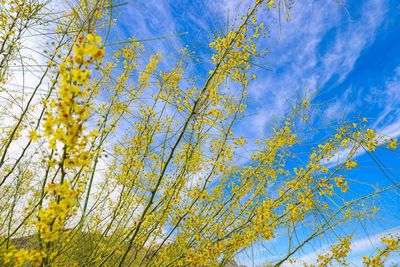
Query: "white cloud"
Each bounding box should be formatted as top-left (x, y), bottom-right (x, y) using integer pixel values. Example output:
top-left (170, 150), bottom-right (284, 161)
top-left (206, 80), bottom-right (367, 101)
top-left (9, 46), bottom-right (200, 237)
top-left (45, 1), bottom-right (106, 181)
top-left (372, 65), bottom-right (400, 131)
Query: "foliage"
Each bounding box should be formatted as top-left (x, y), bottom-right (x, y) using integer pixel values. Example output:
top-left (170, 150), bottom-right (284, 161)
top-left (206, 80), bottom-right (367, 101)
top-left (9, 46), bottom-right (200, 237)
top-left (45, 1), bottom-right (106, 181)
top-left (0, 0), bottom-right (398, 266)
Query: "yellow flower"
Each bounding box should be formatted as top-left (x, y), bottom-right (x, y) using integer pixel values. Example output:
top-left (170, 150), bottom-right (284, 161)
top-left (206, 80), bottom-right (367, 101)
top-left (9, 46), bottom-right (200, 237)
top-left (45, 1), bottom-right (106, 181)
top-left (345, 159), bottom-right (357, 170)
top-left (71, 69), bottom-right (90, 84)
top-left (87, 33), bottom-right (102, 44)
top-left (29, 129), bottom-right (39, 142)
top-left (387, 138), bottom-right (397, 150)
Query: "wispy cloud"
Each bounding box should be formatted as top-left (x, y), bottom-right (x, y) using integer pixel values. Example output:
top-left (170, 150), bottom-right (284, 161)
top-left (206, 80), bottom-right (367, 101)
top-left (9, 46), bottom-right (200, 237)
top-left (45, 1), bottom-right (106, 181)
top-left (233, 0), bottom-right (386, 139)
top-left (372, 65), bottom-right (400, 133)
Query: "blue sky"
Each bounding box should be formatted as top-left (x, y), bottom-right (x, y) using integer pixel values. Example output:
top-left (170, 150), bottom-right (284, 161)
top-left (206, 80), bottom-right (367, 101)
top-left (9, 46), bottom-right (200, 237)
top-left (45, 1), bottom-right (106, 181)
top-left (108, 0), bottom-right (400, 265)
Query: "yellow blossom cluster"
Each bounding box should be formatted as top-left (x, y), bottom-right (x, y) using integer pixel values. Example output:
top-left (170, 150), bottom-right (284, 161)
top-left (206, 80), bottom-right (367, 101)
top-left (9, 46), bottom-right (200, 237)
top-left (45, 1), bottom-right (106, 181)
top-left (209, 27), bottom-right (259, 88)
top-left (4, 248), bottom-right (45, 267)
top-left (28, 33), bottom-right (103, 265)
top-left (36, 181), bottom-right (79, 243)
top-left (317, 236), bottom-right (352, 266)
top-left (363, 234), bottom-right (400, 267)
top-left (208, 6), bottom-right (267, 90)
top-left (37, 33), bottom-right (103, 169)
top-left (139, 52), bottom-right (162, 88)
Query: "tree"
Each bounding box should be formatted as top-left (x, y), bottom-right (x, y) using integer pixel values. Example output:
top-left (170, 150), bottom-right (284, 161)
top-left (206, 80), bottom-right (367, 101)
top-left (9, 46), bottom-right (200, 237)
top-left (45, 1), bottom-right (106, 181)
top-left (0, 0), bottom-right (398, 266)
